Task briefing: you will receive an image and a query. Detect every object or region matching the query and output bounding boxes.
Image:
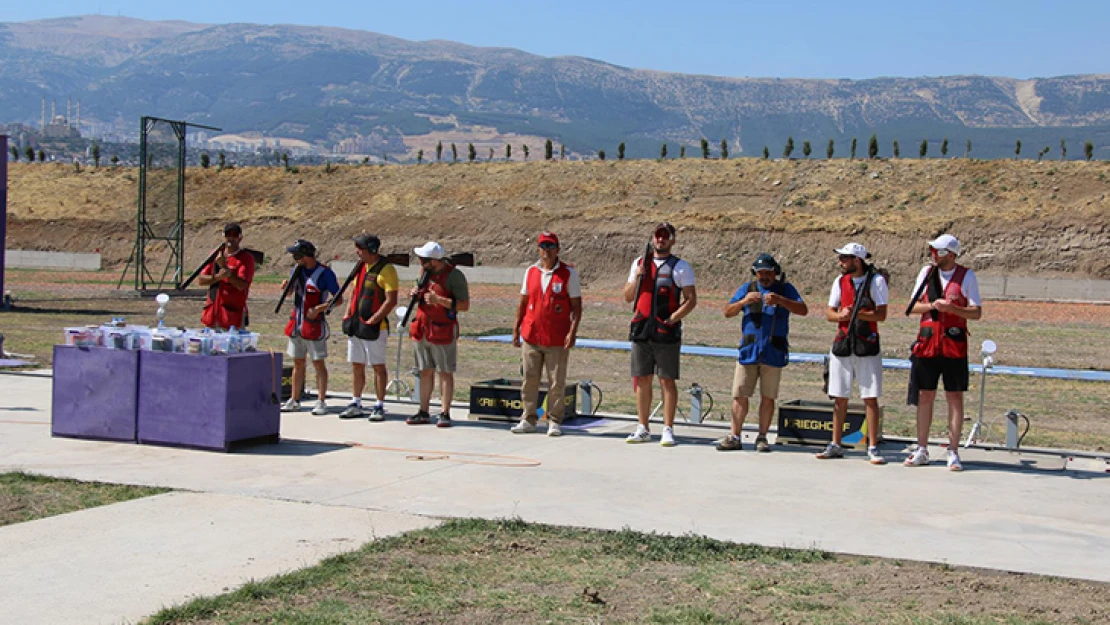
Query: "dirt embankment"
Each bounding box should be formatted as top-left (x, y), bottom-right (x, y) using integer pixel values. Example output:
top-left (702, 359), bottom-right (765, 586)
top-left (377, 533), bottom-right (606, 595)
top-left (6, 158), bottom-right (1110, 294)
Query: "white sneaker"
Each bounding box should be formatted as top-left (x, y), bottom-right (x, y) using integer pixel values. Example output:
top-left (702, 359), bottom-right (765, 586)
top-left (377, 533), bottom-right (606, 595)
top-left (311, 400), bottom-right (329, 415)
top-left (660, 426), bottom-right (676, 447)
top-left (868, 447), bottom-right (888, 465)
top-left (547, 422), bottom-right (563, 437)
top-left (510, 419), bottom-right (537, 434)
top-left (947, 451), bottom-right (964, 472)
top-left (904, 446), bottom-right (930, 466)
top-left (280, 398), bottom-right (301, 412)
top-left (626, 424), bottom-right (651, 444)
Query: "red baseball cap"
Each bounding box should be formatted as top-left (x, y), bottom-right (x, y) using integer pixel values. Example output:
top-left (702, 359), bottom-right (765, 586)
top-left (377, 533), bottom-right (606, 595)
top-left (538, 232), bottom-right (559, 246)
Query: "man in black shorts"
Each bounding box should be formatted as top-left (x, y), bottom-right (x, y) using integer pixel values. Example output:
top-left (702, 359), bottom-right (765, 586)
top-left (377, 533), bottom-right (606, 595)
top-left (622, 222), bottom-right (697, 447)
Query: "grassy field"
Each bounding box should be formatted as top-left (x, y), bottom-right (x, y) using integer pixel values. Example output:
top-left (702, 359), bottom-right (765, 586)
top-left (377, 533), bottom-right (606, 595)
top-left (144, 518), bottom-right (1110, 625)
top-left (3, 270), bottom-right (1109, 451)
top-left (0, 471), bottom-right (169, 527)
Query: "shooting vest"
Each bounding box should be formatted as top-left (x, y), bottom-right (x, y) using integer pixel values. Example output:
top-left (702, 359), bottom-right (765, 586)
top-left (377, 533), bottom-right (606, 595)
top-left (342, 259), bottom-right (389, 340)
top-left (629, 255), bottom-right (682, 343)
top-left (410, 266), bottom-right (459, 345)
top-left (201, 249), bottom-right (253, 329)
top-left (832, 270), bottom-right (881, 357)
top-left (520, 262), bottom-right (574, 347)
top-left (284, 265), bottom-right (328, 341)
top-left (737, 280), bottom-right (791, 367)
top-left (912, 265), bottom-right (969, 360)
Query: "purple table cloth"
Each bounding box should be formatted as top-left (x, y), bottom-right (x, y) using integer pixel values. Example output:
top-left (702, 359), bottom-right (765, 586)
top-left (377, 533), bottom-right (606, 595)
top-left (52, 345), bottom-right (139, 442)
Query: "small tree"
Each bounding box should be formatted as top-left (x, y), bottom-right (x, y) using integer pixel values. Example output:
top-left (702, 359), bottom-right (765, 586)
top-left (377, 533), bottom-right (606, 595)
top-left (523, 145), bottom-right (529, 160)
top-left (487, 147), bottom-right (494, 162)
top-left (382, 152), bottom-right (388, 164)
top-left (37, 149), bottom-right (45, 162)
top-left (720, 139), bottom-right (728, 159)
top-left (850, 138), bottom-right (858, 160)
top-left (598, 149), bottom-right (606, 161)
top-left (762, 146), bottom-right (769, 160)
top-left (868, 134), bottom-right (878, 159)
top-left (560, 144), bottom-right (566, 160)
top-left (9, 145), bottom-right (17, 161)
top-left (110, 155), bottom-right (119, 166)
top-left (362, 156), bottom-right (370, 165)
top-left (436, 141), bottom-right (443, 162)
top-left (281, 152), bottom-right (289, 170)
top-left (544, 139), bottom-right (553, 160)
top-left (506, 144), bottom-right (512, 160)
top-left (200, 153), bottom-right (210, 168)
top-left (826, 138), bottom-right (834, 159)
top-left (919, 139), bottom-right (928, 159)
top-left (893, 140), bottom-right (900, 158)
top-left (783, 136), bottom-right (794, 159)
top-left (618, 142), bottom-right (625, 160)
top-left (29, 145), bottom-right (39, 163)
top-left (467, 143), bottom-right (475, 162)
top-left (1085, 140), bottom-right (1094, 161)
top-left (1015, 139), bottom-right (1022, 158)
top-left (965, 139), bottom-right (972, 158)
top-left (700, 137), bottom-right (709, 159)
top-left (941, 138), bottom-right (949, 157)
top-left (802, 140), bottom-right (811, 159)
top-left (1060, 139), bottom-right (1067, 160)
top-left (452, 143), bottom-right (459, 163)
top-left (218, 151), bottom-right (226, 170)
top-left (417, 149), bottom-right (424, 164)
top-left (660, 143), bottom-right (668, 159)
top-left (1037, 146), bottom-right (1050, 162)
top-left (680, 145), bottom-right (686, 158)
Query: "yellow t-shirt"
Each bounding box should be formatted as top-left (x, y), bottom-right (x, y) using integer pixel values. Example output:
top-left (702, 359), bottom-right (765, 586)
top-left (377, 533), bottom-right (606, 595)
top-left (374, 263), bottom-right (399, 330)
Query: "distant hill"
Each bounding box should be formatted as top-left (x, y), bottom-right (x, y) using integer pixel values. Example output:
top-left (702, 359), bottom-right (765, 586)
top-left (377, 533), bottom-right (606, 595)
top-left (3, 15), bottom-right (1110, 159)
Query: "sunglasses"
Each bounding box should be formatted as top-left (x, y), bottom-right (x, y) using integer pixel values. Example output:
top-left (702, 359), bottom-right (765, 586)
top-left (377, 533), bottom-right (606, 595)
top-left (838, 254), bottom-right (856, 261)
top-left (538, 242), bottom-right (558, 250)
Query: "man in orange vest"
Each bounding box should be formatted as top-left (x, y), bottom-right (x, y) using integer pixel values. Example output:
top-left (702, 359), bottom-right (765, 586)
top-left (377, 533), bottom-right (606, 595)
top-left (904, 234), bottom-right (982, 471)
top-left (339, 234), bottom-right (399, 421)
top-left (280, 239), bottom-right (342, 416)
top-left (510, 231), bottom-right (582, 437)
top-left (198, 222), bottom-right (255, 330)
top-left (407, 241), bottom-right (469, 427)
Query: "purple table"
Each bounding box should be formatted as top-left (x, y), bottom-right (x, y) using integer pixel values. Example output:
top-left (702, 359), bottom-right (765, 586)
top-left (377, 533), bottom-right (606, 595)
top-left (52, 345), bottom-right (139, 442)
top-left (138, 351), bottom-right (282, 451)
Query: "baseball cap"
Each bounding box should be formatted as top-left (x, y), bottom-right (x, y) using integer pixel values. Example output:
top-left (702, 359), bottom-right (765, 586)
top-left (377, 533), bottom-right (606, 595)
top-left (353, 233), bottom-right (381, 253)
top-left (223, 222), bottom-right (242, 236)
top-left (752, 253), bottom-right (778, 272)
top-left (286, 239), bottom-right (316, 257)
top-left (834, 242), bottom-right (871, 259)
top-left (654, 222), bottom-right (676, 238)
top-left (413, 241), bottom-right (445, 260)
top-left (928, 234), bottom-right (960, 255)
top-left (538, 232), bottom-right (559, 246)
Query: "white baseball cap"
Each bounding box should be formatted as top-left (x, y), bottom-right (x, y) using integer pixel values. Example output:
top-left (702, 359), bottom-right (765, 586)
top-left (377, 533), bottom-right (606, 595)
top-left (413, 241), bottom-right (445, 260)
top-left (834, 242), bottom-right (871, 259)
top-left (928, 234), bottom-right (960, 255)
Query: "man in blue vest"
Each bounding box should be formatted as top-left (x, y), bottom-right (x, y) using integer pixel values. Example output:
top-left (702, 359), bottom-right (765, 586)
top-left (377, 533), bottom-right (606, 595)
top-left (622, 222), bottom-right (697, 447)
top-left (717, 253), bottom-right (807, 452)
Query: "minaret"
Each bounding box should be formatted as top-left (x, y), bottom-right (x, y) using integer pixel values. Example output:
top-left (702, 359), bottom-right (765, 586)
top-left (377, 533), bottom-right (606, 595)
top-left (41, 97), bottom-right (46, 130)
top-left (76, 101), bottom-right (81, 133)
top-left (51, 100), bottom-right (56, 121)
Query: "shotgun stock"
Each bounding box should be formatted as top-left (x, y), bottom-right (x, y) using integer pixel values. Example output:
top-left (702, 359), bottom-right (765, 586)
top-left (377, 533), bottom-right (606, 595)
top-left (179, 243), bottom-right (225, 290)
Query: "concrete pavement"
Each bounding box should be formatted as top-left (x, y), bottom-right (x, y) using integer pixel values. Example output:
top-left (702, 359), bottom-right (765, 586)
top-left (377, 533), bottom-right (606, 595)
top-left (1, 371), bottom-right (1108, 624)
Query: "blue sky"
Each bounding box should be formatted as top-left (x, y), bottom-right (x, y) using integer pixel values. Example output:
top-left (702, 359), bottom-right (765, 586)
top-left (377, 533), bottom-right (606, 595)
top-left (4, 1), bottom-right (1107, 79)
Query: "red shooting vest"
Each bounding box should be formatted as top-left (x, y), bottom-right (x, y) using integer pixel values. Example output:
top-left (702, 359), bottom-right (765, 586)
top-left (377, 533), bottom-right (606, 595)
top-left (284, 265), bottom-right (328, 341)
top-left (833, 272), bottom-right (879, 346)
top-left (200, 249), bottom-right (254, 329)
top-left (912, 265), bottom-right (969, 359)
top-left (410, 267), bottom-right (459, 345)
top-left (520, 262), bottom-right (574, 347)
top-left (630, 255), bottom-right (682, 343)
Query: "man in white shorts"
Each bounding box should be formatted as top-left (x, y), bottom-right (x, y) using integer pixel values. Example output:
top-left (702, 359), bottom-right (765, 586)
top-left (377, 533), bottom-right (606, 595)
top-left (816, 242), bottom-right (888, 464)
top-left (339, 234), bottom-right (399, 421)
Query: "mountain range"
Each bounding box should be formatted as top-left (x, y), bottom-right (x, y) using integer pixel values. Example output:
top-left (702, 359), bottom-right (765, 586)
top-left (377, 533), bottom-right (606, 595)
top-left (3, 15), bottom-right (1110, 159)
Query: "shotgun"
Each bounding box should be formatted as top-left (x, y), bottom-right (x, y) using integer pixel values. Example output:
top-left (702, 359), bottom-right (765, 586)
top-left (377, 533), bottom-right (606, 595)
top-left (631, 242), bottom-right (653, 311)
top-left (904, 264), bottom-right (938, 318)
top-left (274, 265), bottom-right (302, 315)
top-left (179, 243), bottom-right (224, 290)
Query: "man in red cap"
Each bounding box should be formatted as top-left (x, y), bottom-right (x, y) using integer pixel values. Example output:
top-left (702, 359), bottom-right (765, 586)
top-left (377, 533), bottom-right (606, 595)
top-left (510, 231), bottom-right (582, 437)
top-left (623, 222), bottom-right (697, 447)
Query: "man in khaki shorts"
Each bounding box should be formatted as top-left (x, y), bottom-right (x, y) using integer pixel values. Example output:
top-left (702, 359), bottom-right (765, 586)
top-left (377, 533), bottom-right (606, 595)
top-left (718, 254), bottom-right (807, 452)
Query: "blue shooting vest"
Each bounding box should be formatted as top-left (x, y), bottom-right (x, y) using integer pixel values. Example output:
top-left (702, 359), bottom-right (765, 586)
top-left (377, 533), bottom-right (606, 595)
top-left (737, 280), bottom-right (792, 368)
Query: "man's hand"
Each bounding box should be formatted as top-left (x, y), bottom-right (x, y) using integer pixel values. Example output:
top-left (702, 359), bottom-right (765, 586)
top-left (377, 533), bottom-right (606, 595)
top-left (764, 292), bottom-right (788, 306)
top-left (512, 330), bottom-right (521, 348)
top-left (422, 291), bottom-right (441, 307)
top-left (280, 279), bottom-right (289, 291)
top-left (837, 307), bottom-right (853, 322)
top-left (214, 248), bottom-right (228, 270)
top-left (933, 299), bottom-right (955, 313)
top-left (565, 333), bottom-right (577, 349)
top-left (741, 291), bottom-right (763, 306)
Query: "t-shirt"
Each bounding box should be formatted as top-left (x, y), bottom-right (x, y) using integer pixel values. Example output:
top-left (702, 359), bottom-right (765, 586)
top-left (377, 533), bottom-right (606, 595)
top-left (359, 262), bottom-right (399, 330)
top-left (520, 261), bottom-right (582, 297)
top-left (626, 256), bottom-right (695, 288)
top-left (912, 265), bottom-right (981, 307)
top-left (298, 263), bottom-right (341, 308)
top-left (424, 267), bottom-right (469, 303)
top-left (828, 272), bottom-right (890, 309)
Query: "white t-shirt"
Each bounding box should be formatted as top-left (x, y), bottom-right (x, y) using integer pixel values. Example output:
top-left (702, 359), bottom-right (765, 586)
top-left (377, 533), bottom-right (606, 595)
top-left (520, 261), bottom-right (582, 297)
top-left (828, 273), bottom-right (889, 309)
top-left (626, 256), bottom-right (696, 288)
top-left (912, 265), bottom-right (981, 307)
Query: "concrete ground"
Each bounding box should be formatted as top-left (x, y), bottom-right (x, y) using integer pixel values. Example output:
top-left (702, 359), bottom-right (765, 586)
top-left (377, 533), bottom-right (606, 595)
top-left (1, 371), bottom-right (1108, 624)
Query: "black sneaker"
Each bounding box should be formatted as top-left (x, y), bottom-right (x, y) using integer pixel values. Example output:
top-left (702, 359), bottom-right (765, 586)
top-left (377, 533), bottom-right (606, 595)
top-left (436, 412), bottom-right (452, 428)
top-left (406, 410), bottom-right (431, 425)
top-left (755, 436), bottom-right (771, 453)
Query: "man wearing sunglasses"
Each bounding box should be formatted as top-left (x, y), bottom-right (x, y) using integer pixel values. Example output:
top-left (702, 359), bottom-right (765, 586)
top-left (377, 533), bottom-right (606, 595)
top-left (280, 239), bottom-right (342, 416)
top-left (623, 222), bottom-right (697, 447)
top-left (510, 231), bottom-right (582, 437)
top-left (904, 234), bottom-right (982, 471)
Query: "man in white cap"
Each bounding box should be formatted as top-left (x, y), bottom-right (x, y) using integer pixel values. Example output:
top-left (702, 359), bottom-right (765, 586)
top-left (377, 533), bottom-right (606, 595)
top-left (407, 241), bottom-right (469, 427)
top-left (904, 234), bottom-right (982, 471)
top-left (816, 242), bottom-right (888, 464)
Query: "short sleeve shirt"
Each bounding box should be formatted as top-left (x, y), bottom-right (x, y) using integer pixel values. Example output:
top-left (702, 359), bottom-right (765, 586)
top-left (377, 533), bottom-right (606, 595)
top-left (912, 266), bottom-right (981, 307)
top-left (626, 256), bottom-right (695, 288)
top-left (828, 273), bottom-right (889, 309)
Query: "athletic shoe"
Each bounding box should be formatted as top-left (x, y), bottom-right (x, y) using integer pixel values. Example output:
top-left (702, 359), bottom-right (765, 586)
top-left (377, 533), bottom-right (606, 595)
top-left (947, 451), bottom-right (964, 472)
top-left (366, 405), bottom-right (386, 422)
top-left (280, 398), bottom-right (301, 412)
top-left (406, 410), bottom-right (431, 425)
top-left (755, 436), bottom-right (771, 453)
top-left (338, 402), bottom-right (363, 419)
top-left (868, 447), bottom-right (888, 465)
top-left (547, 422), bottom-right (563, 437)
top-left (716, 435), bottom-right (742, 451)
top-left (904, 446), bottom-right (930, 466)
top-left (815, 442), bottom-right (844, 460)
top-left (510, 419), bottom-right (537, 434)
top-left (626, 425), bottom-right (651, 444)
top-left (310, 400), bottom-right (329, 415)
top-left (660, 426), bottom-right (676, 447)
top-left (436, 413), bottom-right (452, 428)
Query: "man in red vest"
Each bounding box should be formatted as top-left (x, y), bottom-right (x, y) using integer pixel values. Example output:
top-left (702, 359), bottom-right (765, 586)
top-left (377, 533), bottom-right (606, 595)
top-left (622, 222), bottom-right (697, 447)
top-left (816, 242), bottom-right (888, 464)
top-left (339, 234), bottom-right (399, 421)
top-left (904, 234), bottom-right (982, 471)
top-left (198, 222), bottom-right (255, 330)
top-left (510, 231), bottom-right (582, 437)
top-left (280, 240), bottom-right (342, 416)
top-left (407, 241), bottom-right (469, 427)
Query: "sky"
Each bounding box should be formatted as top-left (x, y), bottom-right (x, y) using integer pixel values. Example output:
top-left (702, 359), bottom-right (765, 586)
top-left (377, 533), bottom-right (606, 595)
top-left (3, 1), bottom-right (1108, 80)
